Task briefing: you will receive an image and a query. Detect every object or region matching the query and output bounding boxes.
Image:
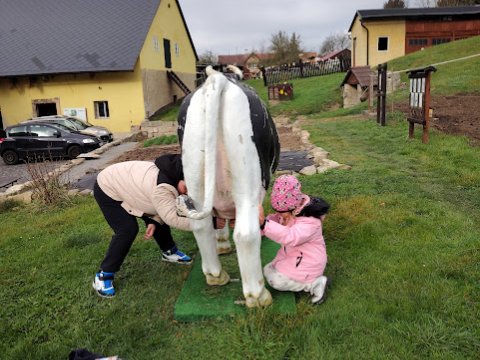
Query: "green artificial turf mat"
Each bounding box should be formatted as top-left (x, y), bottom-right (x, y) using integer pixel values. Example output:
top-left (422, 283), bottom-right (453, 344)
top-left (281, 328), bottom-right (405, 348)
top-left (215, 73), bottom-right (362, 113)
top-left (174, 239), bottom-right (296, 321)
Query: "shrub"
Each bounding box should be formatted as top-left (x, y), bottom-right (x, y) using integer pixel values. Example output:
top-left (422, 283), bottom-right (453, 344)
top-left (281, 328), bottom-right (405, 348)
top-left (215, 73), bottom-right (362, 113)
top-left (26, 156), bottom-right (71, 209)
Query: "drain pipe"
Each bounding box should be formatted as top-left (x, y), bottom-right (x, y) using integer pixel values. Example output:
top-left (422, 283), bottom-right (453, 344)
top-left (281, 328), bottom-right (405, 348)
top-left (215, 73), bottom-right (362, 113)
top-left (360, 20), bottom-right (369, 66)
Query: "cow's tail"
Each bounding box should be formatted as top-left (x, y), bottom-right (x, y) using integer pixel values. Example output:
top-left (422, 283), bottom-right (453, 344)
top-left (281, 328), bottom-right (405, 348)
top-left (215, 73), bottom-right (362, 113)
top-left (186, 66), bottom-right (228, 220)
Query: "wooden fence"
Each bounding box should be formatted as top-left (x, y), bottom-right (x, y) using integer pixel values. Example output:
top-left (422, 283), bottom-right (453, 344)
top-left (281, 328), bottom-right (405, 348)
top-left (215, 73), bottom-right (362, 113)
top-left (263, 58), bottom-right (351, 86)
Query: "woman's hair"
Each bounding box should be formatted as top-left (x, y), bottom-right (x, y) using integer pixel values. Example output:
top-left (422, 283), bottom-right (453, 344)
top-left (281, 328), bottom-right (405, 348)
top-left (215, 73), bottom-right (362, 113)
top-left (154, 154), bottom-right (184, 187)
top-left (298, 196), bottom-right (330, 218)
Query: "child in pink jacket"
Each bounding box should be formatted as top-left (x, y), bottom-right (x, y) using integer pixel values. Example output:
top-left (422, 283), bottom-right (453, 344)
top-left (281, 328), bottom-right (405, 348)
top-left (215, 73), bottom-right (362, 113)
top-left (260, 175), bottom-right (330, 304)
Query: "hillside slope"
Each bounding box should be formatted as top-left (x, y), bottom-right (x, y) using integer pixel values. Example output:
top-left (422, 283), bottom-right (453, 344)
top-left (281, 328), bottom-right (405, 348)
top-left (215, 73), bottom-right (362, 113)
top-left (387, 35), bottom-right (480, 144)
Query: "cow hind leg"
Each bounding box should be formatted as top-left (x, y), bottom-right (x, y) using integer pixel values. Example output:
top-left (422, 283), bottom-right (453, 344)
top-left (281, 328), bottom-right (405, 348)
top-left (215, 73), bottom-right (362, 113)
top-left (191, 217), bottom-right (230, 286)
top-left (215, 221), bottom-right (232, 255)
top-left (221, 86), bottom-right (272, 307)
top-left (233, 202), bottom-right (272, 307)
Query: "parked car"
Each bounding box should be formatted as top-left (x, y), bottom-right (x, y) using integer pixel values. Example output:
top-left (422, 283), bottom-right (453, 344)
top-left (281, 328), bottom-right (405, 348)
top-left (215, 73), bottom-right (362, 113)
top-left (0, 122), bottom-right (101, 165)
top-left (21, 115), bottom-right (113, 144)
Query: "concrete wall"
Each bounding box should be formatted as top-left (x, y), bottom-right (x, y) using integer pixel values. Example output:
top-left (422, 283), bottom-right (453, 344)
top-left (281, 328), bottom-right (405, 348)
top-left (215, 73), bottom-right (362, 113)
top-left (137, 0), bottom-right (197, 120)
top-left (141, 69), bottom-right (196, 118)
top-left (342, 84), bottom-right (365, 108)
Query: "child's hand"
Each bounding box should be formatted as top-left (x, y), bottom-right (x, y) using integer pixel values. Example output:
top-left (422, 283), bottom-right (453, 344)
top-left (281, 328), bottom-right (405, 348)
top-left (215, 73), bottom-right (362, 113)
top-left (258, 204), bottom-right (265, 225)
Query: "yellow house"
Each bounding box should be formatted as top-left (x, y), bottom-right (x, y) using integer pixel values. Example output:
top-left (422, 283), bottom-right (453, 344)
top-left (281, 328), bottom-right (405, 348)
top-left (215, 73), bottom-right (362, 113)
top-left (0, 0), bottom-right (198, 133)
top-left (349, 6), bottom-right (480, 67)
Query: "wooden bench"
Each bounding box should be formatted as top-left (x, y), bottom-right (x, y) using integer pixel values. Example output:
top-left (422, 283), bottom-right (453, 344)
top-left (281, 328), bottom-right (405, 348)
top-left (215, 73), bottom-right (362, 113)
top-left (0, 176), bottom-right (21, 189)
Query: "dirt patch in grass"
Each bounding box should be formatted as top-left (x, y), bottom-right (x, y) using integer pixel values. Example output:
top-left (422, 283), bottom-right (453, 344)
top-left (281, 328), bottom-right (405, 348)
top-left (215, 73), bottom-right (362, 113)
top-left (394, 93), bottom-right (480, 145)
top-left (112, 144), bottom-right (181, 163)
top-left (111, 123), bottom-right (304, 163)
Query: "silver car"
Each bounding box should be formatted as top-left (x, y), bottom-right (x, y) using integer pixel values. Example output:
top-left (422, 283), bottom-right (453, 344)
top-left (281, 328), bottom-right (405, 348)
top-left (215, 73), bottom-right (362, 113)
top-left (22, 115), bottom-right (113, 144)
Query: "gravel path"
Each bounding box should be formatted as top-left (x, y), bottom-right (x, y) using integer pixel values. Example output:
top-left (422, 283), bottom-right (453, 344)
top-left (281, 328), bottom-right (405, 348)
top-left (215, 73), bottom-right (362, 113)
top-left (0, 158), bottom-right (68, 193)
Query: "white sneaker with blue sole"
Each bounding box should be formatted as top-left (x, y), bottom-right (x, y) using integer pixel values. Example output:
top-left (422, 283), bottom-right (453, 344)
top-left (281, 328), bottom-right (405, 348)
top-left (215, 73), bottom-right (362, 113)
top-left (162, 248), bottom-right (192, 264)
top-left (93, 271), bottom-right (116, 298)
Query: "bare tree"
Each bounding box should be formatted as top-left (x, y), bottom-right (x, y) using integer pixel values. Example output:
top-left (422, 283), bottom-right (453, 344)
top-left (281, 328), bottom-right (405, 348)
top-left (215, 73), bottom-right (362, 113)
top-left (414, 0), bottom-right (437, 6)
top-left (197, 51), bottom-right (217, 65)
top-left (269, 31), bottom-right (303, 64)
top-left (384, 0), bottom-right (407, 8)
top-left (319, 33), bottom-right (350, 56)
top-left (437, 0), bottom-right (476, 6)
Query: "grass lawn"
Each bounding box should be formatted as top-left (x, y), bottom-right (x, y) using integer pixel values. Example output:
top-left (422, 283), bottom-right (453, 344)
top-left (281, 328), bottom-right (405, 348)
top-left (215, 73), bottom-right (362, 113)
top-left (1, 111), bottom-right (479, 359)
top-left (2, 36), bottom-right (480, 359)
top-left (146, 71), bottom-right (362, 124)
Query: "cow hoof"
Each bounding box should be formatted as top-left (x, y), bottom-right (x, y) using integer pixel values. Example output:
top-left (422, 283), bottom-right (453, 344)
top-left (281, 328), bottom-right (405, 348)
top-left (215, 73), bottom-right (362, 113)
top-left (206, 269), bottom-right (230, 286)
top-left (217, 245), bottom-right (233, 255)
top-left (245, 288), bottom-right (272, 308)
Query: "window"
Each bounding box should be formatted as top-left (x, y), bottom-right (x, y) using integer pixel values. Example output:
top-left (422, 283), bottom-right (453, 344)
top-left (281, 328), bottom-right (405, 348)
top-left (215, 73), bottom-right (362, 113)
top-left (7, 125), bottom-right (28, 137)
top-left (153, 36), bottom-right (159, 52)
top-left (432, 38), bottom-right (450, 46)
top-left (29, 124), bottom-right (58, 137)
top-left (174, 42), bottom-right (180, 57)
top-left (94, 101), bottom-right (110, 118)
top-left (409, 38), bottom-right (428, 46)
top-left (378, 37), bottom-right (388, 51)
top-left (56, 119), bottom-right (75, 130)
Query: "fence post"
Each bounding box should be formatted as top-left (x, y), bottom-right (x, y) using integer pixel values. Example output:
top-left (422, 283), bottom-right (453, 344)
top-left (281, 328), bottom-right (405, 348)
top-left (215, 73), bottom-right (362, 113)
top-left (377, 63), bottom-right (387, 126)
top-left (369, 74), bottom-right (375, 113)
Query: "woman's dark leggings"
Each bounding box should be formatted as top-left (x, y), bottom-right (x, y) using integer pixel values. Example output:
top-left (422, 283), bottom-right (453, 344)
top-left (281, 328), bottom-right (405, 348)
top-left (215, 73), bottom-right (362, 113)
top-left (94, 182), bottom-right (176, 273)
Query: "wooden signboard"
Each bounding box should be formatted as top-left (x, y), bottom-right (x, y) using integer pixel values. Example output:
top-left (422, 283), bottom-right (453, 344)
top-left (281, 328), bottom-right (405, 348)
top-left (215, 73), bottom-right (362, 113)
top-left (407, 66), bottom-right (437, 143)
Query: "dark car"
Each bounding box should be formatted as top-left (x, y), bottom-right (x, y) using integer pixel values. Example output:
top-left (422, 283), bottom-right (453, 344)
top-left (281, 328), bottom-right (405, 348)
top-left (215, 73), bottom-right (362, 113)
top-left (0, 122), bottom-right (101, 165)
top-left (21, 115), bottom-right (114, 144)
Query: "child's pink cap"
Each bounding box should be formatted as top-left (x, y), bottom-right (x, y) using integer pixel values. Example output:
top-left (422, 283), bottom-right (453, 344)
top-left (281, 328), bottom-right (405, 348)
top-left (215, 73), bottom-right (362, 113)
top-left (270, 175), bottom-right (310, 214)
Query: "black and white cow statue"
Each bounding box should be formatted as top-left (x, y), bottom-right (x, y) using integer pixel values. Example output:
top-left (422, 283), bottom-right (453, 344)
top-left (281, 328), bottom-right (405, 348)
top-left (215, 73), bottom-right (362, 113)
top-left (177, 65), bottom-right (280, 307)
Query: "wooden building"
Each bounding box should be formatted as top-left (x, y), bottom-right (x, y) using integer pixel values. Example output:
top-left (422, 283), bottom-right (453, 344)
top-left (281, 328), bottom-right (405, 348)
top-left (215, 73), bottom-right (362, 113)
top-left (340, 66), bottom-right (375, 108)
top-left (317, 49), bottom-right (352, 63)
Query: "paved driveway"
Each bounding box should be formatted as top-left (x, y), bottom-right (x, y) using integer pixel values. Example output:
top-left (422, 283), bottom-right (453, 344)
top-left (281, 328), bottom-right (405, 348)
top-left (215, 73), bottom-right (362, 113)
top-left (0, 141), bottom-right (138, 193)
top-left (0, 158), bottom-right (69, 193)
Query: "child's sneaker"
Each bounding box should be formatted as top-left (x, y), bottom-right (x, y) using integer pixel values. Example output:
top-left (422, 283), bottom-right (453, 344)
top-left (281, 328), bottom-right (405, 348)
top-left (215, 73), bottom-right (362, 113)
top-left (162, 247), bottom-right (192, 264)
top-left (93, 271), bottom-right (115, 298)
top-left (310, 276), bottom-right (329, 305)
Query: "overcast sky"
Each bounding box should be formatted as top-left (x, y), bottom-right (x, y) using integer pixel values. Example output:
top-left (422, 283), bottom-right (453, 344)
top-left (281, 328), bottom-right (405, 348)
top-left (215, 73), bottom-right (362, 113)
top-left (179, 0), bottom-right (406, 56)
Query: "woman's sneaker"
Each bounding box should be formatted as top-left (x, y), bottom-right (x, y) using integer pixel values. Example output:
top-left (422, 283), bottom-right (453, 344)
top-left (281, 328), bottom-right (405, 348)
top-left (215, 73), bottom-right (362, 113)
top-left (93, 271), bottom-right (115, 298)
top-left (162, 247), bottom-right (192, 264)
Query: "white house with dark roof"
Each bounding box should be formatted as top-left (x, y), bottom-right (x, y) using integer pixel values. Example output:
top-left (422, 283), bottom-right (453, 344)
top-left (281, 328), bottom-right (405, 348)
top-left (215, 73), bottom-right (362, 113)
top-left (0, 0), bottom-right (197, 132)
